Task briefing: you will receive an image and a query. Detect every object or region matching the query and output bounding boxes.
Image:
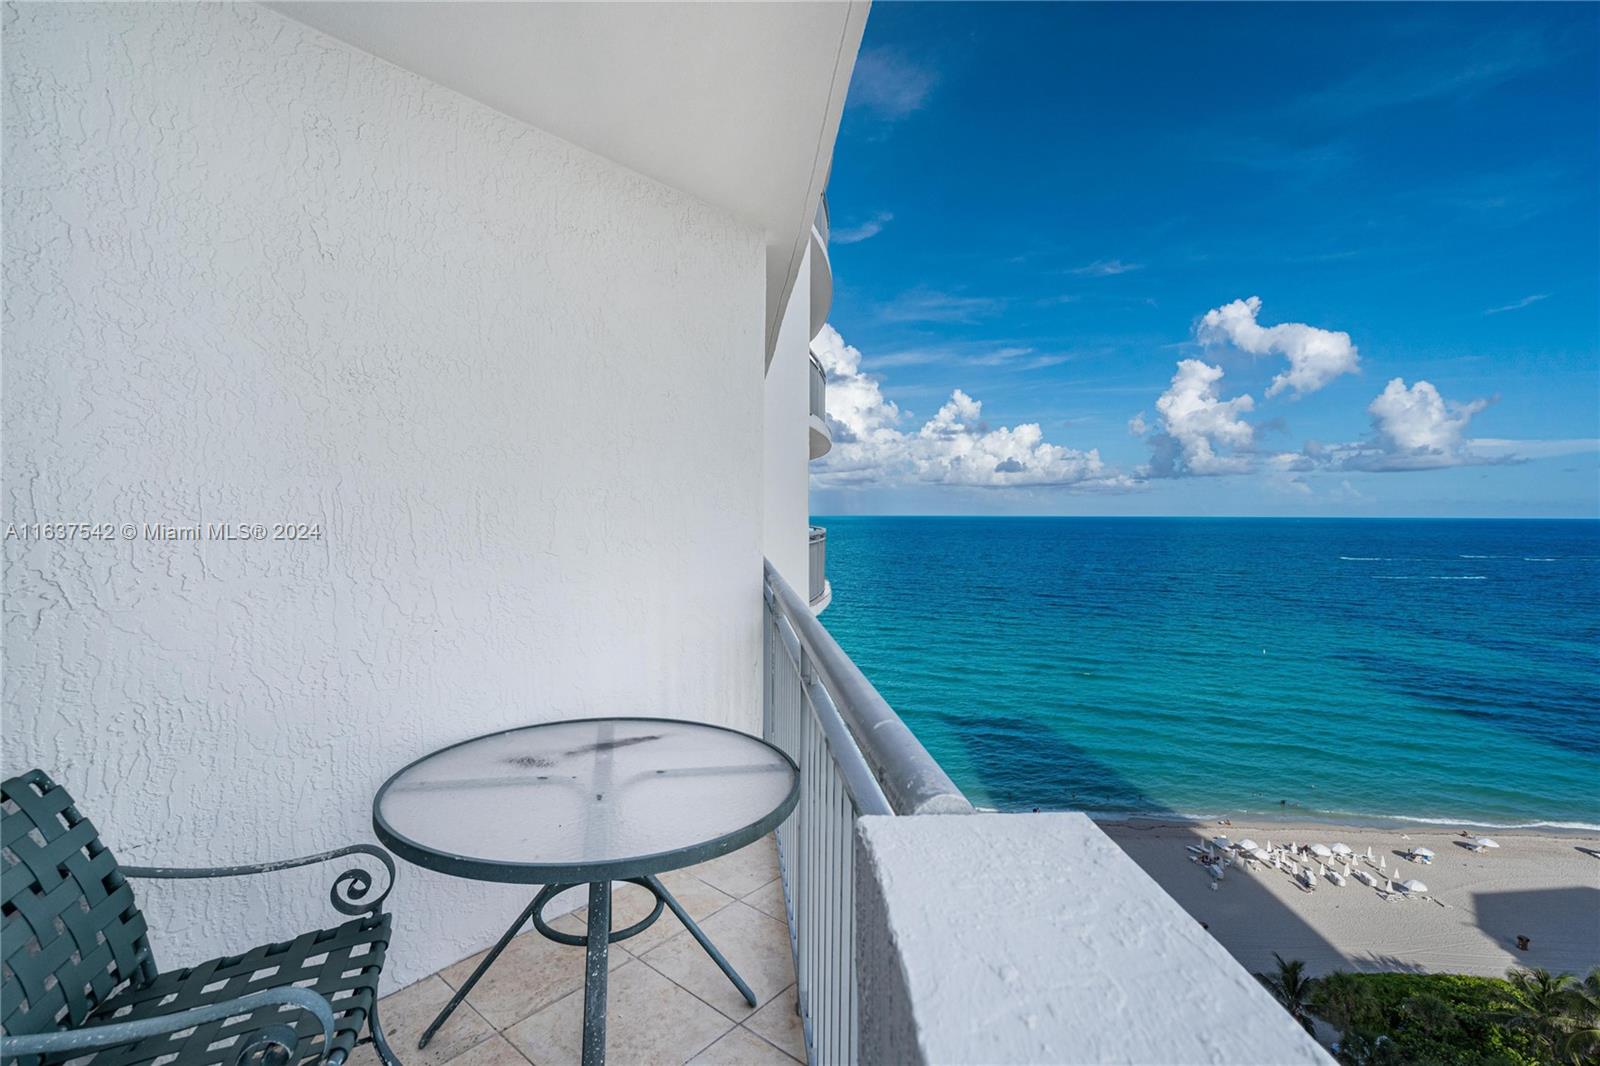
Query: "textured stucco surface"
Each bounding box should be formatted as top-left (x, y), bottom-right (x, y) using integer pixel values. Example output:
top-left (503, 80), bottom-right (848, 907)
top-left (855, 814), bottom-right (1333, 1065)
top-left (3, 2), bottom-right (767, 989)
top-left (762, 245), bottom-right (811, 595)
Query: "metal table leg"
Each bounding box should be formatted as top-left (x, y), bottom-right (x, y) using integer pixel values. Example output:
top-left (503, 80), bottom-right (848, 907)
top-left (581, 881), bottom-right (611, 1066)
top-left (418, 889), bottom-right (553, 1048)
top-left (645, 874), bottom-right (758, 1008)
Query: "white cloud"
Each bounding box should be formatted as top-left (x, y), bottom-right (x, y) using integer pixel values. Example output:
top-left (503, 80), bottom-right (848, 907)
top-left (1071, 259), bottom-right (1142, 277)
top-left (1484, 293), bottom-right (1550, 315)
top-left (876, 288), bottom-right (1002, 324)
top-left (1143, 359), bottom-right (1256, 477)
top-left (847, 48), bottom-right (936, 122)
top-left (1273, 378), bottom-right (1502, 472)
top-left (1368, 377), bottom-right (1485, 455)
top-left (810, 325), bottom-right (1124, 489)
top-left (1198, 296), bottom-right (1360, 397)
top-left (832, 211), bottom-right (893, 245)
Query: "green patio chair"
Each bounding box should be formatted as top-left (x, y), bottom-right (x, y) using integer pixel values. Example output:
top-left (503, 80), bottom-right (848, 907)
top-left (1, 770), bottom-right (401, 1066)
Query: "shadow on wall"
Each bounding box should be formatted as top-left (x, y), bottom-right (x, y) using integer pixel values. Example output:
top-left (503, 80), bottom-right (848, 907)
top-left (1471, 886), bottom-right (1600, 978)
top-left (954, 711), bottom-right (1353, 979)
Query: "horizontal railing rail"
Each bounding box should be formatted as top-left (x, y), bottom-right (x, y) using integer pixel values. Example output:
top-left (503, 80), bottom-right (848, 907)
top-left (766, 560), bottom-right (971, 818)
top-left (763, 559), bottom-right (971, 1065)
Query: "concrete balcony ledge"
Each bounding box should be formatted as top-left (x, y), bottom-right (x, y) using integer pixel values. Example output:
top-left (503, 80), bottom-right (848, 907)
top-left (855, 813), bottom-right (1333, 1065)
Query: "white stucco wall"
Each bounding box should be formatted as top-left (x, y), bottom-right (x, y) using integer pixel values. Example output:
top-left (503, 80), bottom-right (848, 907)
top-left (3, 2), bottom-right (768, 988)
top-left (855, 814), bottom-right (1333, 1065)
top-left (762, 246), bottom-right (812, 594)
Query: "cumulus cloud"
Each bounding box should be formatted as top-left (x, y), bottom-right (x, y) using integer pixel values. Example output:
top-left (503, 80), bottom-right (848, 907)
top-left (832, 211), bottom-right (893, 245)
top-left (810, 326), bottom-right (1124, 489)
top-left (1141, 360), bottom-right (1256, 477)
top-left (1198, 296), bottom-right (1360, 397)
top-left (1272, 378), bottom-right (1501, 472)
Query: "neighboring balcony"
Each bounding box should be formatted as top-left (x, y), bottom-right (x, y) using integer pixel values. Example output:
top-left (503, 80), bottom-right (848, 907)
top-left (808, 525), bottom-right (830, 613)
top-left (808, 351), bottom-right (831, 459)
top-left (808, 195), bottom-right (831, 341)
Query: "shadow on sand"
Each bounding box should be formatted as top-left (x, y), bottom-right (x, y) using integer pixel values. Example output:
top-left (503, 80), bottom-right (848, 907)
top-left (952, 709), bottom-right (1355, 978)
top-left (1471, 886), bottom-right (1600, 978)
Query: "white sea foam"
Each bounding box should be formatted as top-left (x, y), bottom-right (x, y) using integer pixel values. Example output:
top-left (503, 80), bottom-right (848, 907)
top-left (1339, 556), bottom-right (1389, 561)
top-left (1524, 557), bottom-right (1558, 562)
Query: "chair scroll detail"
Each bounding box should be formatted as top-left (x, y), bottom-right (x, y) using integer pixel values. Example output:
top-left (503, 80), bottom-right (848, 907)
top-left (1, 770), bottom-right (401, 1066)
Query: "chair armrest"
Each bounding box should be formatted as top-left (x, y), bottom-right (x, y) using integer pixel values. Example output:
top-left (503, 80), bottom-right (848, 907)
top-left (123, 843), bottom-right (396, 916)
top-left (0, 987), bottom-right (336, 1063)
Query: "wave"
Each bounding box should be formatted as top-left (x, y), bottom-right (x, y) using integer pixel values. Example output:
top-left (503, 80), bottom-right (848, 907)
top-left (1084, 807), bottom-right (1600, 834)
top-left (1524, 557), bottom-right (1558, 562)
top-left (1339, 556), bottom-right (1390, 561)
top-left (1374, 575), bottom-right (1487, 581)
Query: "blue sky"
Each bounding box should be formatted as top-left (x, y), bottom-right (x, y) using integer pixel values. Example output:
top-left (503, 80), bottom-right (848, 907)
top-left (810, 3), bottom-right (1599, 517)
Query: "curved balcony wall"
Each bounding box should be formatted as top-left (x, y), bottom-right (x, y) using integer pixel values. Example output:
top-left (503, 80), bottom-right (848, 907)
top-left (808, 352), bottom-right (831, 459)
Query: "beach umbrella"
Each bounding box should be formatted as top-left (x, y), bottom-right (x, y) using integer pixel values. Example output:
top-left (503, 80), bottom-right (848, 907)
top-left (1399, 879), bottom-right (1427, 893)
top-left (1237, 838), bottom-right (1260, 852)
top-left (1409, 847), bottom-right (1435, 863)
top-left (1379, 855), bottom-right (1387, 870)
top-left (1365, 846), bottom-right (1374, 860)
top-left (1385, 878), bottom-right (1394, 892)
top-left (1309, 843), bottom-right (1334, 859)
top-left (1318, 863), bottom-right (1326, 877)
top-left (1342, 863), bottom-right (1351, 877)
top-left (1330, 843), bottom-right (1353, 857)
top-left (1266, 839), bottom-right (1274, 850)
top-left (1211, 836), bottom-right (1231, 850)
top-left (1471, 837), bottom-right (1500, 851)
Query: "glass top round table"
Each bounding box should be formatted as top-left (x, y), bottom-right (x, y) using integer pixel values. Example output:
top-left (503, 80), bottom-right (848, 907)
top-left (372, 717), bottom-right (799, 884)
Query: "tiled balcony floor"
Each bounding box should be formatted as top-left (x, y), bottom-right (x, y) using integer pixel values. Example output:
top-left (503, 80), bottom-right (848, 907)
top-left (355, 836), bottom-right (803, 1066)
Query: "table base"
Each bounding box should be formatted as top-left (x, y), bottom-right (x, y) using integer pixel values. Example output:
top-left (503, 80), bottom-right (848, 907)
top-left (418, 875), bottom-right (758, 1066)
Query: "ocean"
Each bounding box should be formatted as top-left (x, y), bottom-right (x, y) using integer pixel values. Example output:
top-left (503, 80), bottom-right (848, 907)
top-left (813, 517), bottom-right (1600, 831)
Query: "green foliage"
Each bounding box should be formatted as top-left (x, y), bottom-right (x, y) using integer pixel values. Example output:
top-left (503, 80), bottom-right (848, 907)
top-left (1291, 968), bottom-right (1600, 1066)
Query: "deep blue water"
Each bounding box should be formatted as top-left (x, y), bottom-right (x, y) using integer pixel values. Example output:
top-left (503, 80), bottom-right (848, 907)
top-left (813, 518), bottom-right (1600, 830)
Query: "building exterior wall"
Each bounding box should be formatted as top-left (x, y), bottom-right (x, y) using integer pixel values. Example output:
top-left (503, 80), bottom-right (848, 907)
top-left (762, 246), bottom-right (813, 595)
top-left (2, 2), bottom-right (768, 989)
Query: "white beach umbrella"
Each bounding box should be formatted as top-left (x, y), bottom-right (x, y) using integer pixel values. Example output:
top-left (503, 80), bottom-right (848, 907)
top-left (1237, 838), bottom-right (1260, 852)
top-left (1212, 836), bottom-right (1231, 850)
top-left (1385, 878), bottom-right (1394, 892)
top-left (1266, 839), bottom-right (1274, 850)
top-left (1379, 855), bottom-right (1387, 870)
top-left (1309, 843), bottom-right (1334, 859)
top-left (1409, 847), bottom-right (1435, 863)
top-left (1472, 837), bottom-right (1500, 851)
top-left (1342, 863), bottom-right (1351, 877)
top-left (1318, 863), bottom-right (1326, 877)
top-left (1399, 879), bottom-right (1427, 893)
top-left (1330, 843), bottom-right (1353, 857)
top-left (1366, 846), bottom-right (1374, 860)
top-left (1250, 848), bottom-right (1271, 863)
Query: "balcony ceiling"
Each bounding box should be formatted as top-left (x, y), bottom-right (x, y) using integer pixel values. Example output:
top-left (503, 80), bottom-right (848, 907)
top-left (267, 1), bottom-right (868, 362)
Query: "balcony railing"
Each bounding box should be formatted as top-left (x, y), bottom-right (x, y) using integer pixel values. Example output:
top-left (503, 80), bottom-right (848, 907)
top-left (762, 559), bottom-right (970, 1065)
top-left (808, 355), bottom-right (830, 460)
top-left (807, 525), bottom-right (828, 608)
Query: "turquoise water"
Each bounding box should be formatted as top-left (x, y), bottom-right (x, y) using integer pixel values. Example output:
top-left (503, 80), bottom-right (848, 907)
top-left (813, 517), bottom-right (1600, 830)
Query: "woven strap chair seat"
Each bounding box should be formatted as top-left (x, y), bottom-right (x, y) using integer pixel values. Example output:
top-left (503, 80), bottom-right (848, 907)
top-left (75, 913), bottom-right (390, 1066)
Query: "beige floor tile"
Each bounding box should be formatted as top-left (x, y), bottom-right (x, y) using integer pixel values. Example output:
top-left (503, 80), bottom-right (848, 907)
top-left (352, 975), bottom-right (496, 1066)
top-left (684, 837), bottom-right (780, 899)
top-left (438, 925), bottom-right (624, 1030)
top-left (740, 878), bottom-right (787, 923)
top-left (687, 1025), bottom-right (801, 1065)
top-left (743, 985), bottom-right (805, 1062)
top-left (438, 1035), bottom-right (532, 1066)
top-left (567, 874), bottom-right (737, 958)
top-left (504, 959), bottom-right (734, 1066)
top-left (640, 901), bottom-right (795, 1022)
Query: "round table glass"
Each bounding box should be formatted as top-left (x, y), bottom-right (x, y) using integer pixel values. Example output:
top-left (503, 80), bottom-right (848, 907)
top-left (373, 717), bottom-right (798, 883)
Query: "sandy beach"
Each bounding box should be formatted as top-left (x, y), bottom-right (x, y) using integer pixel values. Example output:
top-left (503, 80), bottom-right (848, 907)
top-left (1101, 817), bottom-right (1600, 979)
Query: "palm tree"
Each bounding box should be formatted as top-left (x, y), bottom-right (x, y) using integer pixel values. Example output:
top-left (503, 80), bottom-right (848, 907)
top-left (1562, 969), bottom-right (1600, 1063)
top-left (1259, 954), bottom-right (1317, 1035)
top-left (1503, 967), bottom-right (1576, 1060)
top-left (1315, 971), bottom-right (1378, 1034)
